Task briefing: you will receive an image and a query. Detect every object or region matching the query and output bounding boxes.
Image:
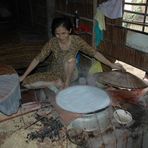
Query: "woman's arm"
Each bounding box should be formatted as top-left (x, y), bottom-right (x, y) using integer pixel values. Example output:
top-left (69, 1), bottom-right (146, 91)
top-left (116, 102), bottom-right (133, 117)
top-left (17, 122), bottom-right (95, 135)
top-left (94, 51), bottom-right (123, 70)
top-left (19, 58), bottom-right (39, 82)
top-left (75, 36), bottom-right (124, 70)
top-left (20, 41), bottom-right (52, 82)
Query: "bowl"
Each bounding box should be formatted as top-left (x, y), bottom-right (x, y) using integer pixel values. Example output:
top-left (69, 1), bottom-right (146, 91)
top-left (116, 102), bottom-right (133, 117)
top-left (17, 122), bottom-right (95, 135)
top-left (113, 109), bottom-right (132, 125)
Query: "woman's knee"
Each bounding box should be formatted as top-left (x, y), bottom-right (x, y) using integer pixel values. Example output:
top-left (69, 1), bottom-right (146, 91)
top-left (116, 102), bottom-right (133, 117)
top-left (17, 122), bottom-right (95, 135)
top-left (67, 58), bottom-right (76, 65)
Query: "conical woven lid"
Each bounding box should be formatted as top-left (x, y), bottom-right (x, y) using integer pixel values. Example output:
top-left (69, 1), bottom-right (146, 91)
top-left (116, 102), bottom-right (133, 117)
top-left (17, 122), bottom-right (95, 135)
top-left (94, 71), bottom-right (148, 89)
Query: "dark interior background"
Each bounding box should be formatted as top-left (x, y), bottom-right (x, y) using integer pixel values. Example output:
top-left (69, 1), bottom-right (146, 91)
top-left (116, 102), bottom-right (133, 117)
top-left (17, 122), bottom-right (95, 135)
top-left (0, 0), bottom-right (54, 38)
top-left (0, 0), bottom-right (147, 73)
top-left (0, 0), bottom-right (55, 72)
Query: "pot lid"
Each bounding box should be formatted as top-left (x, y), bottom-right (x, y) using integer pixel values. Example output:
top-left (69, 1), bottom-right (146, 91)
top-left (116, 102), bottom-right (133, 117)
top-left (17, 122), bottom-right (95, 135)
top-left (56, 86), bottom-right (110, 114)
top-left (93, 71), bottom-right (148, 89)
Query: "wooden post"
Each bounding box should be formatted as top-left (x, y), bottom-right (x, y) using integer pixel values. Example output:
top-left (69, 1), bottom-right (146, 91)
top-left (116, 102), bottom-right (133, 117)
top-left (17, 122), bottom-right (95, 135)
top-left (92, 0), bottom-right (97, 48)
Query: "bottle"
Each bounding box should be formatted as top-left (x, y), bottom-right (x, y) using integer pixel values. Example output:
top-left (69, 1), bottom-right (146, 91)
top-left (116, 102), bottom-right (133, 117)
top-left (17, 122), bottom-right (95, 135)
top-left (74, 10), bottom-right (80, 30)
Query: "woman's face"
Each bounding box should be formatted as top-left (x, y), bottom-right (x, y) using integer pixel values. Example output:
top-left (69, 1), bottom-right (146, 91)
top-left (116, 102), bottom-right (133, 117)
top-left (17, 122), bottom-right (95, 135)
top-left (55, 26), bottom-right (71, 42)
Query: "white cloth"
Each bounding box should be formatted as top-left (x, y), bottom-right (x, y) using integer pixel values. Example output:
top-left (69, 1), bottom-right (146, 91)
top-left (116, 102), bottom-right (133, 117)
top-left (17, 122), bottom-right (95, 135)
top-left (99, 0), bottom-right (123, 19)
top-left (94, 8), bottom-right (106, 30)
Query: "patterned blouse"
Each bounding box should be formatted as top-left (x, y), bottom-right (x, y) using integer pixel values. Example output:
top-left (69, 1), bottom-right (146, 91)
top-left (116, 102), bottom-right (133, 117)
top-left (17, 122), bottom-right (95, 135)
top-left (23, 35), bottom-right (96, 85)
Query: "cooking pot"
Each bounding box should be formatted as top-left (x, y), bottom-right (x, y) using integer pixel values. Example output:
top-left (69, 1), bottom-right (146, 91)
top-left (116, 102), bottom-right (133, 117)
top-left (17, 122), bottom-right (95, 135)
top-left (56, 86), bottom-right (112, 132)
top-left (69, 106), bottom-right (112, 132)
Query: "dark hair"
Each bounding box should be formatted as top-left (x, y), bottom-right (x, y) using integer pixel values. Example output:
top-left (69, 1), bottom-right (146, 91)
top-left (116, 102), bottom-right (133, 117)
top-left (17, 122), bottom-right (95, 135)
top-left (51, 16), bottom-right (73, 36)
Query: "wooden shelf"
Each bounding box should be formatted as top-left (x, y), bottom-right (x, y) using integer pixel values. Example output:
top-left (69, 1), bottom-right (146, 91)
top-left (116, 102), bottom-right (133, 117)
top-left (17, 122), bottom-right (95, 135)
top-left (56, 10), bottom-right (93, 22)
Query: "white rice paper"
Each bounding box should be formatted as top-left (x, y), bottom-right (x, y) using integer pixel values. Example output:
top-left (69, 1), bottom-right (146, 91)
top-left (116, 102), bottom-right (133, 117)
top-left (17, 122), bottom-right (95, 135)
top-left (56, 86), bottom-right (110, 113)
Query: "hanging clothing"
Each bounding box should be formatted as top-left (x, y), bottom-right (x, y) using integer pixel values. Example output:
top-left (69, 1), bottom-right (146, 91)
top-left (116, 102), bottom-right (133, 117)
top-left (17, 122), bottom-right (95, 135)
top-left (94, 8), bottom-right (106, 31)
top-left (98, 0), bottom-right (123, 19)
top-left (94, 21), bottom-right (104, 47)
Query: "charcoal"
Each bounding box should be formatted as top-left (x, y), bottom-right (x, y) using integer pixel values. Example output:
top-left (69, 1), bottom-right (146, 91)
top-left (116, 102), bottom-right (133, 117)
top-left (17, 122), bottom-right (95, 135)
top-left (26, 116), bottom-right (64, 142)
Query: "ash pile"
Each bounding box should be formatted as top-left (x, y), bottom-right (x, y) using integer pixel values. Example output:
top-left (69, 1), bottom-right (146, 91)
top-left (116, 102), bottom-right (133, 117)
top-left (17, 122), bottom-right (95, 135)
top-left (26, 114), bottom-right (66, 143)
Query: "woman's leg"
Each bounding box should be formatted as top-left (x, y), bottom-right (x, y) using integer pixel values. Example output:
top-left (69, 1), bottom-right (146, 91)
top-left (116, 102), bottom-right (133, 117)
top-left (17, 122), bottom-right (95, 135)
top-left (64, 58), bottom-right (76, 88)
top-left (22, 72), bottom-right (64, 92)
top-left (23, 79), bottom-right (63, 89)
top-left (24, 79), bottom-right (63, 94)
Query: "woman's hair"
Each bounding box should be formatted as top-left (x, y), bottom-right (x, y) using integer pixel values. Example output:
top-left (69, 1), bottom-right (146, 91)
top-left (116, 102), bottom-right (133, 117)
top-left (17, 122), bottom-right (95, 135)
top-left (51, 16), bottom-right (73, 36)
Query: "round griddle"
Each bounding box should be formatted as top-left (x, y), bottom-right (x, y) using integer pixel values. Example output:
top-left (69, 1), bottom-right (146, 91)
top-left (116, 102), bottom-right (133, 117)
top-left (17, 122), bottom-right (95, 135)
top-left (56, 86), bottom-right (110, 114)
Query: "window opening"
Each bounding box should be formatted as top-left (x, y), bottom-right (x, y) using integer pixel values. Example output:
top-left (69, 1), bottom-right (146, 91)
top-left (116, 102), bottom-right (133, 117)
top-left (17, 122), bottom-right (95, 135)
top-left (122, 0), bottom-right (148, 34)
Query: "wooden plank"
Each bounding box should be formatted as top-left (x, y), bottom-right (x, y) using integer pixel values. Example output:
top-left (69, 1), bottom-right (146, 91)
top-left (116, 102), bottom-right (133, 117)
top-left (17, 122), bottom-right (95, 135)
top-left (0, 102), bottom-right (41, 123)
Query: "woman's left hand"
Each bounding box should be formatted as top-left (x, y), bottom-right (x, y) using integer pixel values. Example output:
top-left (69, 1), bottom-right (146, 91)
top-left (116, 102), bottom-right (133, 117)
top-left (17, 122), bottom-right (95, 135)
top-left (111, 63), bottom-right (125, 71)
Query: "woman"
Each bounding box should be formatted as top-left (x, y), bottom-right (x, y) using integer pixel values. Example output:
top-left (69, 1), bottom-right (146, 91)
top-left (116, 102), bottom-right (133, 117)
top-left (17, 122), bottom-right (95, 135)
top-left (20, 16), bottom-right (123, 91)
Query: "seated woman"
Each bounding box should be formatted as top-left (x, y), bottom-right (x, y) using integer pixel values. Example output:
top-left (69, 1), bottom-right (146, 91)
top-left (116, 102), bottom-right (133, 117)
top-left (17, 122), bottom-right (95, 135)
top-left (20, 16), bottom-right (123, 92)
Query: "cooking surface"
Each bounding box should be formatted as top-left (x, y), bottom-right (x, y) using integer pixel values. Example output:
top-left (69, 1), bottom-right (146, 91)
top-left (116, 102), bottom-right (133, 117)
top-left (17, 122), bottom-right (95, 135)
top-left (0, 87), bottom-right (147, 148)
top-left (56, 86), bottom-right (110, 113)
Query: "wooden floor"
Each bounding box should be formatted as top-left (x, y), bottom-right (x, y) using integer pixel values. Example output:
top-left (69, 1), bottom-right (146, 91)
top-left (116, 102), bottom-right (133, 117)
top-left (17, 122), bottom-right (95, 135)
top-left (0, 86), bottom-right (148, 148)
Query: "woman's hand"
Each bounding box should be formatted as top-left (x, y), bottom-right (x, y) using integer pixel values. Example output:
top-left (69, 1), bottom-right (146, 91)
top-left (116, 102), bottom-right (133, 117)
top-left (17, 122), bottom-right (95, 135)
top-left (111, 63), bottom-right (125, 71)
top-left (19, 58), bottom-right (39, 83)
top-left (94, 52), bottom-right (125, 72)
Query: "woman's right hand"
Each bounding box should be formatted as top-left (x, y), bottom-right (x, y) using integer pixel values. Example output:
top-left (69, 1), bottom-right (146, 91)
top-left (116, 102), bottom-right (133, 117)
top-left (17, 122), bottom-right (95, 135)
top-left (19, 58), bottom-right (39, 83)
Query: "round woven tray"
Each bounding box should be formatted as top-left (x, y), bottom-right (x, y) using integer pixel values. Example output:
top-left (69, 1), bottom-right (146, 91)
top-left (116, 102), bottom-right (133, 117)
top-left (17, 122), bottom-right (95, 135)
top-left (94, 71), bottom-right (148, 89)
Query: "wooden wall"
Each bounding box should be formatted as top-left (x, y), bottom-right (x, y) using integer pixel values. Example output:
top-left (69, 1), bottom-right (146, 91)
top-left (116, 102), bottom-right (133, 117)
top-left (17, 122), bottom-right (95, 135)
top-left (0, 0), bottom-right (54, 71)
top-left (55, 0), bottom-right (148, 72)
top-left (55, 0), bottom-right (95, 45)
top-left (99, 18), bottom-right (148, 72)
top-left (0, 0), bottom-right (147, 72)
top-left (95, 0), bottom-right (147, 72)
